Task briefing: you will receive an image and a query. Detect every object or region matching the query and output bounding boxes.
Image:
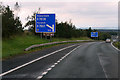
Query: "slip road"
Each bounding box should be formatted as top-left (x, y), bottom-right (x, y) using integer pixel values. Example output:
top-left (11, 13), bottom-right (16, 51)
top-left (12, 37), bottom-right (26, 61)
top-left (2, 42), bottom-right (118, 80)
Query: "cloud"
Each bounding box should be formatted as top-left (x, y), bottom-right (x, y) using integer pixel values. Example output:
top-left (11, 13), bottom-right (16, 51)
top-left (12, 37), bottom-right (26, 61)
top-left (2, 2), bottom-right (118, 29)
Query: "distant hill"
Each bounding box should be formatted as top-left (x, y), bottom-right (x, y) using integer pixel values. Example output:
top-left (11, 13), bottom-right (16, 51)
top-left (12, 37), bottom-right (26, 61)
top-left (96, 29), bottom-right (118, 32)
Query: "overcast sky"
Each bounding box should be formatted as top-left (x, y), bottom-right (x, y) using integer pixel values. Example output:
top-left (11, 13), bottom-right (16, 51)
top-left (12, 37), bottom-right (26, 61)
top-left (2, 1), bottom-right (118, 29)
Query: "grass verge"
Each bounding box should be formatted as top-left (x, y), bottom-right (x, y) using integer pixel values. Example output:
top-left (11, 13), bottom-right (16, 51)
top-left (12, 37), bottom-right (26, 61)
top-left (113, 41), bottom-right (120, 49)
top-left (2, 34), bottom-right (92, 59)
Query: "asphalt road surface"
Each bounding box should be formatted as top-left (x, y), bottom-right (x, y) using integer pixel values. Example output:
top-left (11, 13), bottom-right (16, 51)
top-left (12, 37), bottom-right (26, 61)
top-left (1, 42), bottom-right (118, 80)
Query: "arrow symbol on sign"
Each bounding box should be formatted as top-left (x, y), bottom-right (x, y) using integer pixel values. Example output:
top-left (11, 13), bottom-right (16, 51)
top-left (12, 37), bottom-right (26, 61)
top-left (46, 24), bottom-right (54, 32)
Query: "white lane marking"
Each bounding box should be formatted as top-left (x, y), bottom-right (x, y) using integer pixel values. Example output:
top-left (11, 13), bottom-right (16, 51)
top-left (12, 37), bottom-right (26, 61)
top-left (37, 76), bottom-right (43, 79)
top-left (111, 42), bottom-right (120, 52)
top-left (57, 61), bottom-right (60, 63)
top-left (61, 56), bottom-right (66, 59)
top-left (54, 63), bottom-right (58, 65)
top-left (97, 53), bottom-right (108, 78)
top-left (37, 45), bottom-right (82, 79)
top-left (59, 59), bottom-right (63, 61)
top-left (0, 45), bottom-right (76, 77)
top-left (42, 72), bottom-right (48, 75)
top-left (51, 65), bottom-right (55, 68)
top-left (47, 68), bottom-right (52, 71)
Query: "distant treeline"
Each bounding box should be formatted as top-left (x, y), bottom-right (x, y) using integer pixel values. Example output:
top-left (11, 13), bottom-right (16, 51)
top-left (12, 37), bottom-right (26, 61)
top-left (97, 29), bottom-right (118, 32)
top-left (55, 21), bottom-right (96, 38)
top-left (1, 4), bottom-right (117, 40)
top-left (24, 12), bottom-right (96, 39)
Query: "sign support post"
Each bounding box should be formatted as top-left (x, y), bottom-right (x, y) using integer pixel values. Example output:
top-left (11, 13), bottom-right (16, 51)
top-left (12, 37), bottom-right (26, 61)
top-left (40, 33), bottom-right (42, 39)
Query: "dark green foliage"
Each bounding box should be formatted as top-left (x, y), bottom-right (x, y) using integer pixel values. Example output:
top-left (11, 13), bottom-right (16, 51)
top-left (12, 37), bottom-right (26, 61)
top-left (24, 13), bottom-right (41, 36)
top-left (55, 21), bottom-right (91, 38)
top-left (98, 32), bottom-right (111, 40)
top-left (24, 9), bottom-right (114, 40)
top-left (1, 4), bottom-right (23, 38)
top-left (25, 13), bottom-right (93, 38)
top-left (25, 13), bottom-right (35, 32)
top-left (86, 27), bottom-right (92, 37)
top-left (25, 12), bottom-right (94, 39)
top-left (55, 21), bottom-right (73, 38)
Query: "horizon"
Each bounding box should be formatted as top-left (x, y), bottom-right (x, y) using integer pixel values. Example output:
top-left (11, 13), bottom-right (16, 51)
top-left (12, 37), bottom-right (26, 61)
top-left (2, 1), bottom-right (118, 29)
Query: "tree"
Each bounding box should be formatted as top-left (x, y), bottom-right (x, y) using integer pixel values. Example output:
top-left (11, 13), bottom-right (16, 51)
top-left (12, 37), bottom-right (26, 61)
top-left (14, 2), bottom-right (21, 17)
top-left (24, 8), bottom-right (41, 35)
top-left (24, 13), bottom-right (36, 33)
top-left (55, 21), bottom-right (74, 38)
top-left (24, 9), bottom-right (96, 39)
top-left (86, 27), bottom-right (92, 38)
top-left (98, 32), bottom-right (111, 40)
top-left (1, 4), bottom-right (23, 38)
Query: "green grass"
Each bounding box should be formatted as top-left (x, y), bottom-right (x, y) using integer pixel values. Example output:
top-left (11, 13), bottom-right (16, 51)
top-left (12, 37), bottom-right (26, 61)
top-left (2, 34), bottom-right (92, 59)
top-left (113, 42), bottom-right (120, 49)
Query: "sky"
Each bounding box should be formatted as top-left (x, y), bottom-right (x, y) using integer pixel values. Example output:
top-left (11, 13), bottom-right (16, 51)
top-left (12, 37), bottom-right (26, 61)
top-left (1, 1), bottom-right (118, 29)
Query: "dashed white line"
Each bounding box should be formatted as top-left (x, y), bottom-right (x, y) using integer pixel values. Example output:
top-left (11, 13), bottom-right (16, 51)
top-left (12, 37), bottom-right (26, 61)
top-left (37, 76), bottom-right (43, 79)
top-left (0, 44), bottom-right (76, 77)
top-left (57, 61), bottom-right (60, 63)
top-left (54, 63), bottom-right (58, 64)
top-left (51, 65), bottom-right (55, 68)
top-left (37, 45), bottom-right (82, 79)
top-left (59, 59), bottom-right (63, 61)
top-left (42, 72), bottom-right (48, 75)
top-left (47, 68), bottom-right (52, 71)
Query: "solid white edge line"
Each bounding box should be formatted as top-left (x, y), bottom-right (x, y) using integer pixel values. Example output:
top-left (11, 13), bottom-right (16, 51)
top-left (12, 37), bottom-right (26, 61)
top-left (0, 44), bottom-right (76, 77)
top-left (37, 45), bottom-right (82, 79)
top-left (111, 42), bottom-right (120, 52)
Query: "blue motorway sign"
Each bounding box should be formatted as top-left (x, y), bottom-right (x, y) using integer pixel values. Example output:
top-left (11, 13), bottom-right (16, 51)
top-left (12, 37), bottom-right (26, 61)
top-left (35, 14), bottom-right (55, 33)
top-left (91, 32), bottom-right (98, 37)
